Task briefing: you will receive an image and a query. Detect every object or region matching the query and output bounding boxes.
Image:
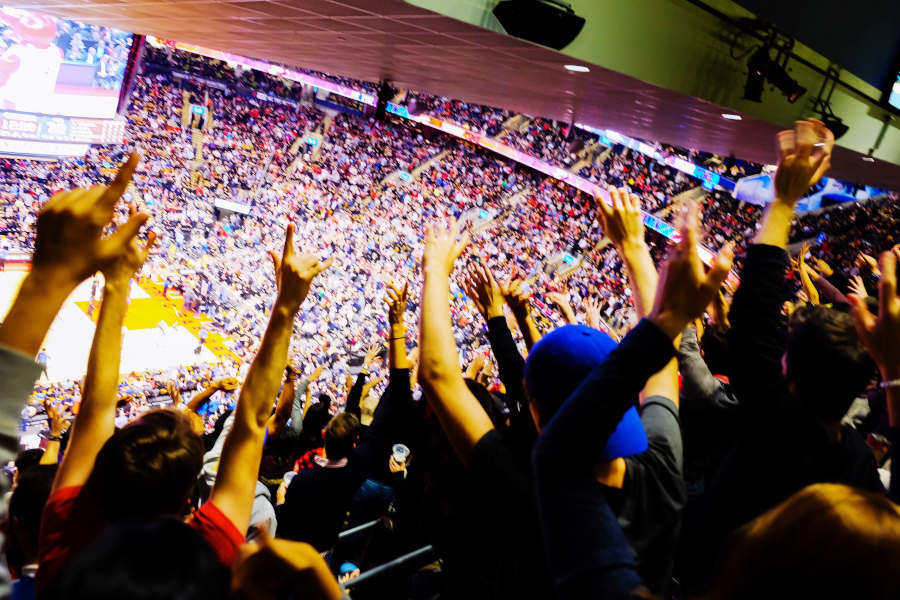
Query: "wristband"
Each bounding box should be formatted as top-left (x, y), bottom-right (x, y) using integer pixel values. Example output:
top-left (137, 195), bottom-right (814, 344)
top-left (390, 336), bottom-right (405, 340)
top-left (48, 434), bottom-right (62, 442)
top-left (879, 379), bottom-right (900, 389)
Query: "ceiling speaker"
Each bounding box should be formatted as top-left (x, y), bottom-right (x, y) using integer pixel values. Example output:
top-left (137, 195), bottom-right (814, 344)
top-left (493, 1), bottom-right (586, 50)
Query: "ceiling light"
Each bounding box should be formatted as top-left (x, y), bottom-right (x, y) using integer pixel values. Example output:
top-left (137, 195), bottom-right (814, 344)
top-left (862, 156), bottom-right (875, 162)
top-left (721, 113), bottom-right (742, 120)
top-left (564, 64), bottom-right (589, 72)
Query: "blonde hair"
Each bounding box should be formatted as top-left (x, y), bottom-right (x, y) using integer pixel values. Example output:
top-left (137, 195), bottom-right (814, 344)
top-left (709, 483), bottom-right (900, 600)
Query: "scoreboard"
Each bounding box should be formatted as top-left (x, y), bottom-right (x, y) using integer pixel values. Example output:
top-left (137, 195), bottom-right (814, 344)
top-left (0, 111), bottom-right (126, 145)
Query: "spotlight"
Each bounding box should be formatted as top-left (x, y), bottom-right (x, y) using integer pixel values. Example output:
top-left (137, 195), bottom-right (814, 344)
top-left (744, 47), bottom-right (806, 103)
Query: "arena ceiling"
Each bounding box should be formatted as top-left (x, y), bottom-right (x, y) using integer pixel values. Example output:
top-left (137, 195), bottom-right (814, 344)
top-left (10, 0), bottom-right (900, 190)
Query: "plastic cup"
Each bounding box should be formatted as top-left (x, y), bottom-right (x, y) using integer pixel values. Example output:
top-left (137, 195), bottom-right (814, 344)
top-left (392, 443), bottom-right (410, 466)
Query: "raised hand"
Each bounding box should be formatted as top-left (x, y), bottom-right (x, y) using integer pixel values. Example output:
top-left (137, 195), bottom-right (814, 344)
top-left (268, 224), bottom-right (334, 313)
top-left (465, 352), bottom-right (486, 379)
top-left (849, 274), bottom-right (868, 298)
top-left (461, 260), bottom-right (504, 320)
top-left (849, 251), bottom-right (900, 380)
top-left (597, 187), bottom-right (644, 249)
top-left (584, 296), bottom-right (603, 330)
top-left (33, 153), bottom-right (145, 286)
top-left (546, 291), bottom-right (577, 324)
top-left (45, 399), bottom-right (67, 439)
top-left (363, 342), bottom-right (382, 370)
top-left (217, 377), bottom-right (240, 391)
top-left (649, 203), bottom-right (734, 340)
top-left (857, 252), bottom-right (881, 277)
top-left (385, 279), bottom-right (410, 369)
top-left (774, 119), bottom-right (833, 204)
top-left (499, 277), bottom-right (542, 348)
top-left (166, 381), bottom-right (183, 408)
top-left (500, 278), bottom-right (532, 320)
top-left (101, 204), bottom-right (156, 286)
top-left (386, 281), bottom-right (408, 327)
top-left (422, 218), bottom-right (469, 276)
top-left (812, 256), bottom-right (834, 277)
top-left (309, 365), bottom-right (324, 381)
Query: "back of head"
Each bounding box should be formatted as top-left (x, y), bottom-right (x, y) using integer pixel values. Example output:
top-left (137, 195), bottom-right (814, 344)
top-left (54, 519), bottom-right (228, 600)
top-left (7, 464), bottom-right (57, 572)
top-left (786, 305), bottom-right (874, 420)
top-left (298, 398), bottom-right (332, 453)
top-left (711, 483), bottom-right (900, 600)
top-left (524, 324), bottom-right (647, 460)
top-left (15, 448), bottom-right (44, 477)
top-left (524, 324), bottom-right (618, 427)
top-left (464, 378), bottom-right (508, 428)
top-left (324, 412), bottom-right (361, 461)
top-left (84, 409), bottom-right (204, 522)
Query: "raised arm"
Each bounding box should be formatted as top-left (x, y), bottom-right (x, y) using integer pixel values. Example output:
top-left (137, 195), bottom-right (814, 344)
top-left (0, 154), bottom-right (141, 358)
top-left (40, 399), bottom-right (68, 466)
top-left (796, 251), bottom-right (820, 305)
top-left (849, 251), bottom-right (900, 502)
top-left (345, 342), bottom-right (380, 419)
top-left (267, 370), bottom-right (296, 438)
top-left (730, 120), bottom-right (833, 415)
top-left (546, 291), bottom-right (577, 325)
top-left (210, 224), bottom-right (332, 534)
top-left (462, 260), bottom-right (526, 401)
top-left (53, 203), bottom-right (155, 492)
top-left (534, 206), bottom-right (731, 597)
top-left (501, 278), bottom-right (541, 350)
top-left (386, 282), bottom-right (411, 370)
top-left (186, 378), bottom-right (238, 414)
top-left (418, 219), bottom-right (493, 464)
top-left (753, 120), bottom-right (833, 249)
top-left (0, 156), bottom-right (141, 453)
top-left (596, 187), bottom-right (659, 317)
top-left (598, 187), bottom-right (691, 405)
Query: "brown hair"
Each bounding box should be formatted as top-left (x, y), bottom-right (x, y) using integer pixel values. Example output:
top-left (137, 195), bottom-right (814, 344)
top-left (324, 412), bottom-right (360, 461)
top-left (83, 409), bottom-right (204, 522)
top-left (709, 483), bottom-right (900, 600)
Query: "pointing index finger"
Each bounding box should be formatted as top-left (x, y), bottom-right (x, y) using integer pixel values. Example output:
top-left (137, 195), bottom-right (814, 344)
top-left (103, 152), bottom-right (139, 209)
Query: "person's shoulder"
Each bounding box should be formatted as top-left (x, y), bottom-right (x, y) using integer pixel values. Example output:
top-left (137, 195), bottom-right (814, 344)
top-left (190, 501), bottom-right (244, 565)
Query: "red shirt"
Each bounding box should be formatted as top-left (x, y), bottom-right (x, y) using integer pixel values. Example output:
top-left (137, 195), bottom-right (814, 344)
top-left (37, 486), bottom-right (243, 592)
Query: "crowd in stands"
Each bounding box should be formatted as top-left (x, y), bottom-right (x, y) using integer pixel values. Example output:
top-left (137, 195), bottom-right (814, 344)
top-left (2, 39), bottom-right (900, 598)
top-left (1, 116), bottom-right (900, 599)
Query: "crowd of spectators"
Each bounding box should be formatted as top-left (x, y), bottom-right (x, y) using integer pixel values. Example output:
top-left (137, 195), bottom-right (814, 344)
top-left (2, 41), bottom-right (900, 599)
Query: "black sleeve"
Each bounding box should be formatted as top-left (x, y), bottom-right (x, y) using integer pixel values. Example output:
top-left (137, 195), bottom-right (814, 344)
top-left (353, 368), bottom-right (411, 474)
top-left (727, 244), bottom-right (793, 419)
top-left (485, 316), bottom-right (526, 412)
top-left (532, 319), bottom-right (674, 598)
top-left (485, 316), bottom-right (538, 461)
top-left (345, 372), bottom-right (367, 420)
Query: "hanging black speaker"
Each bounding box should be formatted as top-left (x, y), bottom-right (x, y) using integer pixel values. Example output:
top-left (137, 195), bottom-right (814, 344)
top-left (493, 1), bottom-right (586, 50)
